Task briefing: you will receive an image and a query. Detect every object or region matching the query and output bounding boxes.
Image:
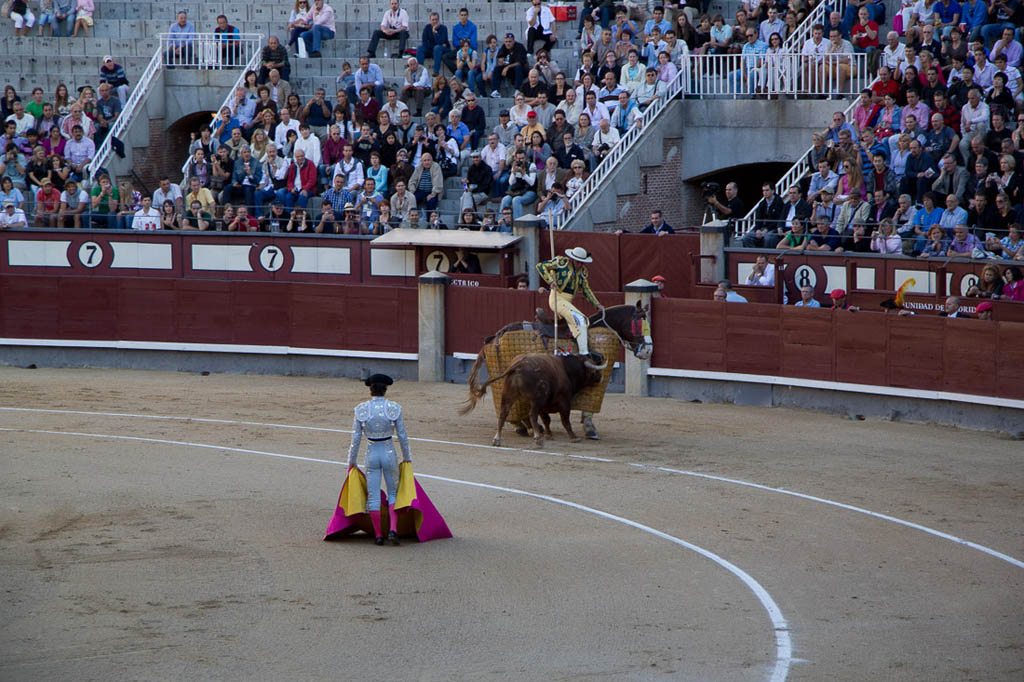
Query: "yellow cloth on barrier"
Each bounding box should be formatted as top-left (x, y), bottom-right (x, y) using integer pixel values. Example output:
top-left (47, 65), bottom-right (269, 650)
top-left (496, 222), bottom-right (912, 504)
top-left (338, 467), bottom-right (368, 515)
top-left (395, 461), bottom-right (416, 510)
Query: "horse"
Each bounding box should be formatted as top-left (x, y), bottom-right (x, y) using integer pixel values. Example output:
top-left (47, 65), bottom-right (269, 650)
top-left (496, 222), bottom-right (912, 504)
top-left (465, 301), bottom-right (653, 440)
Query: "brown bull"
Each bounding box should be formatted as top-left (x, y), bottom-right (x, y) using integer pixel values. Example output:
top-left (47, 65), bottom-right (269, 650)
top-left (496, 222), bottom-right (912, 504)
top-left (460, 353), bottom-right (604, 447)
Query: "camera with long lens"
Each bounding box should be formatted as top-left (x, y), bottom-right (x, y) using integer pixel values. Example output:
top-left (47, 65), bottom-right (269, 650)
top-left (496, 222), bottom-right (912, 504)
top-left (701, 181), bottom-right (721, 201)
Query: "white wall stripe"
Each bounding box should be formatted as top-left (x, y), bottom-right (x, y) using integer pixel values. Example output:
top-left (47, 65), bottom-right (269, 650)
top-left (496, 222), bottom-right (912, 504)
top-left (0, 339), bottom-right (416, 361)
top-left (2, 407), bottom-right (1020, 572)
top-left (648, 367), bottom-right (1024, 411)
top-left (0, 425), bottom-right (793, 682)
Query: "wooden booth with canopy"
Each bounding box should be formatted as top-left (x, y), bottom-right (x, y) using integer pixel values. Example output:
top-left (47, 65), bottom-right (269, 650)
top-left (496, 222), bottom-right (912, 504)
top-left (370, 229), bottom-right (525, 288)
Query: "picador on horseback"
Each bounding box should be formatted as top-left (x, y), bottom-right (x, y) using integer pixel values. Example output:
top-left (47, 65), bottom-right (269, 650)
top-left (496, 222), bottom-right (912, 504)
top-left (536, 246), bottom-right (604, 365)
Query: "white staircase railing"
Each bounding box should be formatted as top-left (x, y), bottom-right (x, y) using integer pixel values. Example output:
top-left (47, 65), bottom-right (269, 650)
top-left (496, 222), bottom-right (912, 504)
top-left (89, 49), bottom-right (162, 183)
top-left (159, 32), bottom-right (264, 70)
top-left (782, 0), bottom-right (848, 51)
top-left (553, 51), bottom-right (867, 230)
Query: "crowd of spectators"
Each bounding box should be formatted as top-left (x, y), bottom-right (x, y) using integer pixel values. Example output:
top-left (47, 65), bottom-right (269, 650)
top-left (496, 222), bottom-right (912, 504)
top-left (149, 0), bottom-right (700, 233)
top-left (731, 1), bottom-right (1024, 264)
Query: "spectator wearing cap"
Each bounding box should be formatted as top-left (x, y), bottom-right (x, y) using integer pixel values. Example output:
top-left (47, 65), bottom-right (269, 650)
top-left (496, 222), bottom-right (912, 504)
top-left (524, 0), bottom-right (556, 55)
top-left (521, 110), bottom-right (545, 142)
top-left (0, 199), bottom-right (27, 229)
top-left (493, 32), bottom-right (529, 96)
top-left (166, 10), bottom-right (196, 67)
top-left (493, 109), bottom-right (517, 147)
top-left (368, 0), bottom-right (409, 58)
top-left (651, 274), bottom-right (666, 297)
top-left (830, 288), bottom-right (858, 310)
top-left (99, 56), bottom-right (130, 106)
top-left (975, 301), bottom-right (994, 320)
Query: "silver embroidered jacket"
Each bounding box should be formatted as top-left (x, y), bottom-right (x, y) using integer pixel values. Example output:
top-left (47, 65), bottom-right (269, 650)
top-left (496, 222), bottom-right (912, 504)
top-left (347, 397), bottom-right (412, 466)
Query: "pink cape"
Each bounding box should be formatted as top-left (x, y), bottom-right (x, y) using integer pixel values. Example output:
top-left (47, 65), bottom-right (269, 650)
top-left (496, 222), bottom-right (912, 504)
top-left (324, 465), bottom-right (452, 542)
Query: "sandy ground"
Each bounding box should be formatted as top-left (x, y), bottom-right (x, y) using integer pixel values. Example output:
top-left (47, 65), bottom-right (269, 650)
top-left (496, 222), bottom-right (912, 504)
top-left (0, 367), bottom-right (1022, 682)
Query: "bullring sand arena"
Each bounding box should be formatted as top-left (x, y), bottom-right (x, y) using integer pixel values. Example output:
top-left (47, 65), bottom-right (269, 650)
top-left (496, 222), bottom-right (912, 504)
top-left (1, 366), bottom-right (1022, 682)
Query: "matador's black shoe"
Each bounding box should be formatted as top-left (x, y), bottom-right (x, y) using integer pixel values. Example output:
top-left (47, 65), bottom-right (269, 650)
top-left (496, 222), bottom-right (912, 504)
top-left (374, 536), bottom-right (385, 546)
top-left (388, 531), bottom-right (400, 546)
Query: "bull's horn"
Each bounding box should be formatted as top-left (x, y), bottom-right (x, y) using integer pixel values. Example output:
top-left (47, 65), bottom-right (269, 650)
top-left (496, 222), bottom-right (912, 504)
top-left (584, 358), bottom-right (608, 371)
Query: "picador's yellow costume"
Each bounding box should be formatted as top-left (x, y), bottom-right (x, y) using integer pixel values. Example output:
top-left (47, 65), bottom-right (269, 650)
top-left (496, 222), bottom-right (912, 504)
top-left (536, 246), bottom-right (604, 361)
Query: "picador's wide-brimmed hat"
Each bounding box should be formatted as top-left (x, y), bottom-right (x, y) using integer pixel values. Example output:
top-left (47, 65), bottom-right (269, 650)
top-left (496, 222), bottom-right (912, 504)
top-left (565, 246), bottom-right (593, 263)
top-left (364, 373), bottom-right (393, 387)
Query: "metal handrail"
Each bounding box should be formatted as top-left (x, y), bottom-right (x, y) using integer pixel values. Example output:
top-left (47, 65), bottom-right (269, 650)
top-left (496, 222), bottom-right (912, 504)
top-left (89, 48), bottom-right (163, 183)
top-left (159, 33), bottom-right (264, 71)
top-left (782, 0), bottom-right (848, 51)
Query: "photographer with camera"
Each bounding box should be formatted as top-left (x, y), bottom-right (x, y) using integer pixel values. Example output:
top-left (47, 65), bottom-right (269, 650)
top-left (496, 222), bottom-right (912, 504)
top-left (704, 181), bottom-right (744, 225)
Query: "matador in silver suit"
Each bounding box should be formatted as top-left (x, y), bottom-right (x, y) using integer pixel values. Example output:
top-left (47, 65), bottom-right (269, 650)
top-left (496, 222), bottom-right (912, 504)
top-left (347, 373), bottom-right (411, 546)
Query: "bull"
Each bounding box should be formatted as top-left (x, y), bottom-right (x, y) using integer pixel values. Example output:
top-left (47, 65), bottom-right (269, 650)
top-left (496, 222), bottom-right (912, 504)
top-left (459, 353), bottom-right (605, 447)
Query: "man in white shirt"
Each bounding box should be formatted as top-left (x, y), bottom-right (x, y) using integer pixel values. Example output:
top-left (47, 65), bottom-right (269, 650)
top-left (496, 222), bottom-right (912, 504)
top-left (0, 200), bottom-right (27, 229)
top-left (481, 133), bottom-right (508, 194)
top-left (331, 143), bottom-right (364, 202)
top-left (524, 0), bottom-right (556, 55)
top-left (958, 87), bottom-right (990, 160)
top-left (801, 24), bottom-right (828, 87)
top-left (274, 108), bottom-right (301, 149)
top-left (582, 90), bottom-right (610, 125)
top-left (971, 48), bottom-right (996, 89)
top-left (4, 101), bottom-right (35, 136)
top-left (880, 31), bottom-right (907, 77)
top-left (592, 117), bottom-right (620, 159)
top-left (368, 0), bottom-right (409, 58)
top-left (294, 124), bottom-right (322, 166)
top-left (152, 177), bottom-right (183, 213)
top-left (382, 88), bottom-right (409, 120)
top-left (58, 180), bottom-right (90, 229)
top-left (132, 196), bottom-right (162, 230)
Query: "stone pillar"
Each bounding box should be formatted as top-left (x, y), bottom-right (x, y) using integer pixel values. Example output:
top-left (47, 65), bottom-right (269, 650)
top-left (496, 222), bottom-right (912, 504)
top-left (418, 271), bottom-right (448, 382)
top-left (513, 216), bottom-right (542, 289)
top-left (700, 221), bottom-right (727, 284)
top-left (623, 279), bottom-right (658, 397)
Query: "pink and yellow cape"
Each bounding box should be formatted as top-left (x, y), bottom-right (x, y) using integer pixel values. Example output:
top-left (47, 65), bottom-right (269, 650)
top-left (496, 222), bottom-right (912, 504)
top-left (324, 461), bottom-right (452, 542)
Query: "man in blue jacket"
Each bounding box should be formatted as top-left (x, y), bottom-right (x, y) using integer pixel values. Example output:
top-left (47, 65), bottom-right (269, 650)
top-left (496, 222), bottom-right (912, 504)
top-left (417, 12), bottom-right (450, 77)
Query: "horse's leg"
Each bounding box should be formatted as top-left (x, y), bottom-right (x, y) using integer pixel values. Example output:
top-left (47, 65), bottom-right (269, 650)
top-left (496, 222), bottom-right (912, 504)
top-left (493, 400), bottom-right (510, 447)
top-left (529, 406), bottom-right (545, 447)
top-left (581, 411), bottom-right (600, 440)
top-left (515, 420), bottom-right (530, 437)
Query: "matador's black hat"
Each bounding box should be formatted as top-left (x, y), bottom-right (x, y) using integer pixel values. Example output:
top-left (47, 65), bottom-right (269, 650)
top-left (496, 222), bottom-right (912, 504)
top-left (365, 373), bottom-right (394, 387)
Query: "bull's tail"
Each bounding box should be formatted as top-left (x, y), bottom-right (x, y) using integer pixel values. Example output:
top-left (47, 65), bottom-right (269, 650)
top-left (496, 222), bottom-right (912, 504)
top-left (459, 356), bottom-right (519, 416)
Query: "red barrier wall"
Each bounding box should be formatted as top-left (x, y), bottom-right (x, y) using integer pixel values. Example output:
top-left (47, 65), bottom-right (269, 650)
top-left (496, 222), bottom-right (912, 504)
top-left (650, 298), bottom-right (1024, 400)
top-left (545, 231), bottom-right (699, 297)
top-left (0, 275), bottom-right (417, 354)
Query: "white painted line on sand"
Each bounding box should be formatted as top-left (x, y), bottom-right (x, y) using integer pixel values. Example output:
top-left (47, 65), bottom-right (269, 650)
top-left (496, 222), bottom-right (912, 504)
top-left (3, 406), bottom-right (1021, 572)
top-left (0, 425), bottom-right (793, 682)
